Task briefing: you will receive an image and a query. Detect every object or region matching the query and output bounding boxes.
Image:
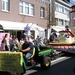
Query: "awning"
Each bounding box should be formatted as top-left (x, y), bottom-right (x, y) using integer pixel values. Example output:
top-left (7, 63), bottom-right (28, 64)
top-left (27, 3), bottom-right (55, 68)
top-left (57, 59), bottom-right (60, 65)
top-left (31, 24), bottom-right (45, 31)
top-left (0, 20), bottom-right (45, 31)
top-left (24, 23), bottom-right (45, 31)
top-left (0, 20), bottom-right (27, 30)
top-left (0, 29), bottom-right (4, 31)
top-left (52, 26), bottom-right (65, 32)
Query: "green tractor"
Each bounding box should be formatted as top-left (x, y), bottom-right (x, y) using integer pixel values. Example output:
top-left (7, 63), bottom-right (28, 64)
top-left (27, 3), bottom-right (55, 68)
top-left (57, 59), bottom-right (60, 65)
top-left (0, 46), bottom-right (53, 75)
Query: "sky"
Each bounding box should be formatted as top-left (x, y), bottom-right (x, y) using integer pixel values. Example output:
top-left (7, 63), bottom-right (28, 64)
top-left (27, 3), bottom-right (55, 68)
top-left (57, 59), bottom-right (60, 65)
top-left (70, 0), bottom-right (75, 5)
top-left (71, 0), bottom-right (75, 2)
top-left (72, 0), bottom-right (75, 1)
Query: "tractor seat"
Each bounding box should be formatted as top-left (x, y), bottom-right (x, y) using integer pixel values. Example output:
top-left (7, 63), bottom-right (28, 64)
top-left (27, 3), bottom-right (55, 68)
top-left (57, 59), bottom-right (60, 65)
top-left (28, 47), bottom-right (35, 59)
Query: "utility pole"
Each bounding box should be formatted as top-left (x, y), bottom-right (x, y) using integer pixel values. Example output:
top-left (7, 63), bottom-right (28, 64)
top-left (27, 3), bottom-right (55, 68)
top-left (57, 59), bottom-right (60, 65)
top-left (50, 0), bottom-right (56, 26)
top-left (52, 0), bottom-right (55, 26)
top-left (47, 0), bottom-right (56, 39)
top-left (36, 0), bottom-right (56, 39)
top-left (47, 0), bottom-right (51, 39)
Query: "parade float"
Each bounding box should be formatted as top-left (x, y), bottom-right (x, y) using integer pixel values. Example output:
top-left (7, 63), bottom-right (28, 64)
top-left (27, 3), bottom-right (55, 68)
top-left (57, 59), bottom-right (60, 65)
top-left (49, 30), bottom-right (75, 53)
top-left (49, 4), bottom-right (75, 54)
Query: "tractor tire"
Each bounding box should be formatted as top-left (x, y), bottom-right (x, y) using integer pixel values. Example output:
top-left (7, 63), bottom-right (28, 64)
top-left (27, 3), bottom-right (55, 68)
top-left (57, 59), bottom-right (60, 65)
top-left (40, 56), bottom-right (51, 70)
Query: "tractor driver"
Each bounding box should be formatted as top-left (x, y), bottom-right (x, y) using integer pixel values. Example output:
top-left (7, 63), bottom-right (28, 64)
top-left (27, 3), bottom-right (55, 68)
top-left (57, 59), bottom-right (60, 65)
top-left (22, 35), bottom-right (34, 63)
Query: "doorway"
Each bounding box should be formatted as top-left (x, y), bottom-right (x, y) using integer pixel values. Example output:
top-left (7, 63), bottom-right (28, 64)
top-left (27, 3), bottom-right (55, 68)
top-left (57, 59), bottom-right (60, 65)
top-left (17, 31), bottom-right (21, 41)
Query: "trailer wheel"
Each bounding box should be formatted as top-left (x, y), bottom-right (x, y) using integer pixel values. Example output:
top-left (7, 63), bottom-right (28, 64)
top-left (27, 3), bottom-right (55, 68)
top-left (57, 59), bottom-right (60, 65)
top-left (40, 56), bottom-right (51, 70)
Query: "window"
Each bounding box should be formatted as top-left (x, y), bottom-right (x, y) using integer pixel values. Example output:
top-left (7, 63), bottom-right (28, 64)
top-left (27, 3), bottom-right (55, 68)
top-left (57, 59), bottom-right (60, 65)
top-left (29, 4), bottom-right (34, 16)
top-left (59, 19), bottom-right (64, 25)
top-left (62, 0), bottom-right (70, 3)
top-left (72, 8), bottom-right (75, 11)
top-left (19, 1), bottom-right (34, 16)
top-left (64, 8), bottom-right (69, 15)
top-left (55, 4), bottom-right (64, 13)
top-left (62, 7), bottom-right (64, 13)
top-left (55, 18), bottom-right (58, 25)
top-left (25, 2), bottom-right (29, 15)
top-left (19, 1), bottom-right (23, 13)
top-left (2, 0), bottom-right (10, 11)
top-left (40, 7), bottom-right (45, 18)
top-left (59, 5), bottom-right (64, 13)
top-left (65, 20), bottom-right (69, 26)
top-left (59, 6), bottom-right (62, 12)
top-left (55, 4), bottom-right (59, 11)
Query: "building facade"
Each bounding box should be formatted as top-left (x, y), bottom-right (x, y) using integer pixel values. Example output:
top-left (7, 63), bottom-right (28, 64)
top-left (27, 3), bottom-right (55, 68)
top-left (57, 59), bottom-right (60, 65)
top-left (55, 0), bottom-right (71, 27)
top-left (0, 0), bottom-right (47, 39)
top-left (62, 0), bottom-right (70, 3)
top-left (0, 0), bottom-right (72, 40)
top-left (70, 5), bottom-right (75, 34)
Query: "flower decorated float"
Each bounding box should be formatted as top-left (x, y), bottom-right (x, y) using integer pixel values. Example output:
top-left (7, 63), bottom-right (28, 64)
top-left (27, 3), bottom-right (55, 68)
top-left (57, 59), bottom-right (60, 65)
top-left (49, 30), bottom-right (75, 53)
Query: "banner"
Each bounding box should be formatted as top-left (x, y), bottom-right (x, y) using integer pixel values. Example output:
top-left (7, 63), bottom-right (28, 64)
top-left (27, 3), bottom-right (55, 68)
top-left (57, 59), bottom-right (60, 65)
top-left (24, 23), bottom-right (32, 36)
top-left (0, 52), bottom-right (23, 73)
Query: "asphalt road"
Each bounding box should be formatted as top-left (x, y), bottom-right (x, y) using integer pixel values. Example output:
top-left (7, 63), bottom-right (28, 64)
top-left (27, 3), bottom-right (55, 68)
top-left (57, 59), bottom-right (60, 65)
top-left (25, 55), bottom-right (75, 75)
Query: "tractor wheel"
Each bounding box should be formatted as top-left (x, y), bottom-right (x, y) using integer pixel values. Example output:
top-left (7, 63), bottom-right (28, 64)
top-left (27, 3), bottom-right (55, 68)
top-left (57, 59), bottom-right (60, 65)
top-left (40, 56), bottom-right (51, 70)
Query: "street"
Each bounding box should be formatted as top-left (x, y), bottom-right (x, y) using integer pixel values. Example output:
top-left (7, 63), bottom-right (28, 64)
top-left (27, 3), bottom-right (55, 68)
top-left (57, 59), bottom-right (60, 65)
top-left (25, 54), bottom-right (75, 75)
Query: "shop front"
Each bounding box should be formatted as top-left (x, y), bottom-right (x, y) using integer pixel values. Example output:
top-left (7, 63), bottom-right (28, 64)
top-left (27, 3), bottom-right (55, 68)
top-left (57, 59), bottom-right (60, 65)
top-left (0, 20), bottom-right (45, 40)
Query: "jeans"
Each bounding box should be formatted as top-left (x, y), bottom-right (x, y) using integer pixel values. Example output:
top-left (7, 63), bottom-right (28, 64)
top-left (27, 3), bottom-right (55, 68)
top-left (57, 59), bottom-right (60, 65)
top-left (26, 53), bottom-right (32, 59)
top-left (25, 53), bottom-right (32, 64)
top-left (10, 44), bottom-right (14, 51)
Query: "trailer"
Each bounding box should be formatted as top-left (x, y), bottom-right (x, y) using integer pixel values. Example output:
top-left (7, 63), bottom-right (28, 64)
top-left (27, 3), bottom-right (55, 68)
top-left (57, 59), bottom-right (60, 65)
top-left (49, 30), bottom-right (75, 54)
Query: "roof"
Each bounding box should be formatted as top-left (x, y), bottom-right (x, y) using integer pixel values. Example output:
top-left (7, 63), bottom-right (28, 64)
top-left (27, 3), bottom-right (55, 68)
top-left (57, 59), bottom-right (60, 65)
top-left (71, 5), bottom-right (75, 8)
top-left (55, 0), bottom-right (71, 8)
top-left (59, 30), bottom-right (74, 37)
top-left (52, 26), bottom-right (65, 32)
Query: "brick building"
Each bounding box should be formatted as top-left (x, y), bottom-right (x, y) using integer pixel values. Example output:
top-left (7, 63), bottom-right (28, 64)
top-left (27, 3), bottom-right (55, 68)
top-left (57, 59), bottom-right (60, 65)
top-left (70, 5), bottom-right (75, 34)
top-left (0, 0), bottom-right (47, 40)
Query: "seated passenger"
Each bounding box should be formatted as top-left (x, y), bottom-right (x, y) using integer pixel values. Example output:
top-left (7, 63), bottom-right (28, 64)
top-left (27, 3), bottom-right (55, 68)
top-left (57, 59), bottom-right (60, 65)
top-left (22, 36), bottom-right (34, 63)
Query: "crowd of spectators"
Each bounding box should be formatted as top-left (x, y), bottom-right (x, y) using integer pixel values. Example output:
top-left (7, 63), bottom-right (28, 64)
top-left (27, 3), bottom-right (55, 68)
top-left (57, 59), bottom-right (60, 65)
top-left (1, 34), bottom-right (49, 51)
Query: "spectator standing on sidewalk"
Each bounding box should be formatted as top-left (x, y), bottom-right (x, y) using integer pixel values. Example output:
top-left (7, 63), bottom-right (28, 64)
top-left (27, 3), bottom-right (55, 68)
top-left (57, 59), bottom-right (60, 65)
top-left (36, 35), bottom-right (41, 46)
top-left (20, 38), bottom-right (24, 45)
top-left (2, 34), bottom-right (10, 51)
top-left (43, 37), bottom-right (48, 46)
top-left (9, 35), bottom-right (14, 51)
top-left (14, 37), bottom-right (19, 51)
